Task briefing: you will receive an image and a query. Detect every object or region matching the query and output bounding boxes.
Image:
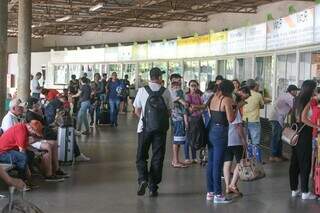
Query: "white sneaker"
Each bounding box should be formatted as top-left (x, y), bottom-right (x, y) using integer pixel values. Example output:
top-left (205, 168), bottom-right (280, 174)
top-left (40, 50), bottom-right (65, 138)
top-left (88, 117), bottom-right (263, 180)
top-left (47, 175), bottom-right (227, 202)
top-left (75, 131), bottom-right (82, 136)
top-left (291, 190), bottom-right (301, 197)
top-left (301, 192), bottom-right (317, 200)
top-left (76, 153), bottom-right (91, 162)
top-left (206, 192), bottom-right (214, 201)
top-left (213, 195), bottom-right (232, 204)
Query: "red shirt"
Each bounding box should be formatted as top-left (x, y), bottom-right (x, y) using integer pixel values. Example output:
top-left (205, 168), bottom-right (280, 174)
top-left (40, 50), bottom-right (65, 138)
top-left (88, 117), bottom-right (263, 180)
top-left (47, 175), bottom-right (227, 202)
top-left (46, 89), bottom-right (60, 101)
top-left (311, 98), bottom-right (320, 137)
top-left (0, 124), bottom-right (29, 153)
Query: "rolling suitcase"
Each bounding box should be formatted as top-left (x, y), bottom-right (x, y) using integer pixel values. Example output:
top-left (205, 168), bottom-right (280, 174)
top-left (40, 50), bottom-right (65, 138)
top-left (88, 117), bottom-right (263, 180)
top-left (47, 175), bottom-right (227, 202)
top-left (99, 108), bottom-right (110, 125)
top-left (57, 127), bottom-right (74, 163)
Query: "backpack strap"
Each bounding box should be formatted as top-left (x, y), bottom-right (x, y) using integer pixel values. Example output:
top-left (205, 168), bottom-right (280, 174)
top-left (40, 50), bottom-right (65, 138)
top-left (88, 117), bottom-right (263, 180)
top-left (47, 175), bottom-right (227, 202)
top-left (144, 86), bottom-right (166, 96)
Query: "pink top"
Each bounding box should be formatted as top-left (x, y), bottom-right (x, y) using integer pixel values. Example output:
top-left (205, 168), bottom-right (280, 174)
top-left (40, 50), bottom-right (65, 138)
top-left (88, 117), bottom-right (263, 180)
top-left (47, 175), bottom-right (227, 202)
top-left (186, 93), bottom-right (203, 117)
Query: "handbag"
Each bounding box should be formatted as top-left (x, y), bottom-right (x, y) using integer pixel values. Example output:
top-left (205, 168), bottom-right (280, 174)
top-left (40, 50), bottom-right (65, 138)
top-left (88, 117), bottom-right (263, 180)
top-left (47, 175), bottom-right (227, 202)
top-left (239, 149), bottom-right (265, 181)
top-left (281, 123), bottom-right (305, 146)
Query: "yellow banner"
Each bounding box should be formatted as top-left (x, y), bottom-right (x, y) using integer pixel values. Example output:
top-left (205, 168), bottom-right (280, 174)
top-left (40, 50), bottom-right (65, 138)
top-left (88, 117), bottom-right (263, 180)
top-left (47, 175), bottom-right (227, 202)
top-left (210, 32), bottom-right (228, 43)
top-left (198, 34), bottom-right (210, 44)
top-left (177, 37), bottom-right (198, 46)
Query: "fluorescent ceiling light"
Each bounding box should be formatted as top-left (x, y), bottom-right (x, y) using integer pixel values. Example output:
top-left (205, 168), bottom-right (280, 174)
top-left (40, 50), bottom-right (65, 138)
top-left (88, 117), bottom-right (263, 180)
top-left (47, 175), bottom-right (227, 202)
top-left (89, 3), bottom-right (104, 12)
top-left (56, 15), bottom-right (72, 22)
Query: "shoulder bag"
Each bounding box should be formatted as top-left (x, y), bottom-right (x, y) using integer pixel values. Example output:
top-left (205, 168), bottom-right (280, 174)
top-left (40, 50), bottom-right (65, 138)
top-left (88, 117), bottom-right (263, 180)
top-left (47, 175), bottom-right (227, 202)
top-left (281, 123), bottom-right (305, 146)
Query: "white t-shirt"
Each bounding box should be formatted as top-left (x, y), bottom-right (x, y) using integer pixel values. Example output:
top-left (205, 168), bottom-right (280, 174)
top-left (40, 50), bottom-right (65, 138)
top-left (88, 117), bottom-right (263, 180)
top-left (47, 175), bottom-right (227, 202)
top-left (31, 78), bottom-right (41, 93)
top-left (1, 111), bottom-right (19, 132)
top-left (133, 82), bottom-right (173, 133)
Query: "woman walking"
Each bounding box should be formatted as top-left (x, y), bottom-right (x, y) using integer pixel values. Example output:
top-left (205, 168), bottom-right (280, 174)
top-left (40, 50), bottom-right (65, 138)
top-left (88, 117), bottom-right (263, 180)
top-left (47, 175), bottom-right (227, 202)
top-left (290, 80), bottom-right (320, 200)
top-left (206, 80), bottom-right (236, 204)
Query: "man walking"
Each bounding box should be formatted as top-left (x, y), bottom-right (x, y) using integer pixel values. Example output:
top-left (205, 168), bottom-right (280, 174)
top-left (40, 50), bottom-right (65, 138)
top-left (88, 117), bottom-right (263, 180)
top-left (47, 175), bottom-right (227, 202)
top-left (269, 85), bottom-right (299, 162)
top-left (30, 72), bottom-right (42, 99)
top-left (134, 67), bottom-right (172, 197)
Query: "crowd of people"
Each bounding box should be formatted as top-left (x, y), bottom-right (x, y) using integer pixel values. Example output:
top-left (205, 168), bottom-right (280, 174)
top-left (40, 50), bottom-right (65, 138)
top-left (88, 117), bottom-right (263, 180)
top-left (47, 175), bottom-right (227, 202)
top-left (134, 67), bottom-right (320, 203)
top-left (1, 66), bottom-right (320, 205)
top-left (0, 70), bottom-right (134, 190)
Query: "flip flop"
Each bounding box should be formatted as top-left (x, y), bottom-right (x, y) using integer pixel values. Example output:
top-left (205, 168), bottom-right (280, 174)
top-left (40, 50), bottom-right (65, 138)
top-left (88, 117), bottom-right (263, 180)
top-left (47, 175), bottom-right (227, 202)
top-left (171, 162), bottom-right (188, 168)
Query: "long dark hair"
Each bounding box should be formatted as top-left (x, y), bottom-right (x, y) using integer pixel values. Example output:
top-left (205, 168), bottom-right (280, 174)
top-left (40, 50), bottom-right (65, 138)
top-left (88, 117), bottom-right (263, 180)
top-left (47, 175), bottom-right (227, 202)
top-left (293, 80), bottom-right (316, 121)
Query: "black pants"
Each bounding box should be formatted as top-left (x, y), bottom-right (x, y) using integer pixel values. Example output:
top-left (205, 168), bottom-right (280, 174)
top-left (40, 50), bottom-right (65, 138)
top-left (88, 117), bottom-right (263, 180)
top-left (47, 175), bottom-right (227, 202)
top-left (136, 131), bottom-right (167, 191)
top-left (289, 125), bottom-right (312, 193)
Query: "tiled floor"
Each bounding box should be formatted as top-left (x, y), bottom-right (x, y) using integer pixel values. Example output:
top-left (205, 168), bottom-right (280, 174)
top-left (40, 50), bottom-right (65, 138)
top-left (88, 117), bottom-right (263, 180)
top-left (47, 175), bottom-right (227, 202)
top-left (0, 115), bottom-right (319, 213)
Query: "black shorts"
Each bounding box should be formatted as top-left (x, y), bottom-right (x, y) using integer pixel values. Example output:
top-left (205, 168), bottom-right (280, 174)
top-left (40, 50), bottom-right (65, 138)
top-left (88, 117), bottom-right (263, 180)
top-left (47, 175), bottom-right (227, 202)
top-left (224, 145), bottom-right (244, 163)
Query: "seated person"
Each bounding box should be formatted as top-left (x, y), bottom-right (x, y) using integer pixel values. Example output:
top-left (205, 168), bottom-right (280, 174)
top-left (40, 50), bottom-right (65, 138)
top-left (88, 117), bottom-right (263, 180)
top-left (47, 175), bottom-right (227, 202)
top-left (1, 98), bottom-right (24, 132)
top-left (0, 121), bottom-right (42, 188)
top-left (26, 97), bottom-right (90, 162)
top-left (41, 89), bottom-right (60, 102)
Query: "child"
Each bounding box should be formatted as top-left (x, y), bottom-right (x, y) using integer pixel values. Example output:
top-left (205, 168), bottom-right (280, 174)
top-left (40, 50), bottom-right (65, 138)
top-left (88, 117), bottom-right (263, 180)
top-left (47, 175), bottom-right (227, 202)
top-left (171, 81), bottom-right (188, 168)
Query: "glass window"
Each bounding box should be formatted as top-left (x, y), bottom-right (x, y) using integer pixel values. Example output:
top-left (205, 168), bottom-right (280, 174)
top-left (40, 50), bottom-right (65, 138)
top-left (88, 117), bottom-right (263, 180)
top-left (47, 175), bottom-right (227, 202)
top-left (199, 60), bottom-right (216, 92)
top-left (217, 59), bottom-right (234, 80)
top-left (153, 61), bottom-right (168, 86)
top-left (108, 64), bottom-right (122, 79)
top-left (183, 60), bottom-right (199, 88)
top-left (168, 61), bottom-right (183, 78)
top-left (299, 52), bottom-right (311, 87)
top-left (54, 64), bottom-right (68, 85)
top-left (122, 64), bottom-right (136, 85)
top-left (138, 62), bottom-right (152, 87)
top-left (237, 58), bottom-right (252, 81)
top-left (255, 56), bottom-right (273, 98)
top-left (276, 54), bottom-right (297, 96)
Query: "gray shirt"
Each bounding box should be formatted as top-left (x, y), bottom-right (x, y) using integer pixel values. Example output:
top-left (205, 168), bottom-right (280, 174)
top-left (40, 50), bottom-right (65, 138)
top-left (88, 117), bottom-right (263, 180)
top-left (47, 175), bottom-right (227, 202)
top-left (79, 84), bottom-right (92, 102)
top-left (269, 92), bottom-right (294, 127)
top-left (228, 111), bottom-right (243, 146)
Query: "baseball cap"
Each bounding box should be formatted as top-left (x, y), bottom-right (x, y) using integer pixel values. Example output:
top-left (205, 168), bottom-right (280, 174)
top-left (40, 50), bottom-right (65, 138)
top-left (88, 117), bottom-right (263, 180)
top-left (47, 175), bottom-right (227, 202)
top-left (150, 67), bottom-right (165, 79)
top-left (9, 98), bottom-right (25, 109)
top-left (246, 79), bottom-right (257, 88)
top-left (29, 120), bottom-right (43, 137)
top-left (287, 85), bottom-right (300, 93)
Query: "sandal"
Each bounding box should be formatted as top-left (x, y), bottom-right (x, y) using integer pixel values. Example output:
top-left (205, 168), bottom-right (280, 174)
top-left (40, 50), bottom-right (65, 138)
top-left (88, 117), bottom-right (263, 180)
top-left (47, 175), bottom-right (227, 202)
top-left (184, 159), bottom-right (192, 164)
top-left (228, 186), bottom-right (243, 196)
top-left (171, 162), bottom-right (188, 168)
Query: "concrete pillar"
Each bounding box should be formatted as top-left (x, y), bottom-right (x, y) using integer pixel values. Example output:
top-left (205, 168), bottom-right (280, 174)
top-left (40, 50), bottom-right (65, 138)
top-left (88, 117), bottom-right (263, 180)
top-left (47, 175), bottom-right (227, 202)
top-left (17, 0), bottom-right (32, 101)
top-left (0, 0), bottom-right (8, 119)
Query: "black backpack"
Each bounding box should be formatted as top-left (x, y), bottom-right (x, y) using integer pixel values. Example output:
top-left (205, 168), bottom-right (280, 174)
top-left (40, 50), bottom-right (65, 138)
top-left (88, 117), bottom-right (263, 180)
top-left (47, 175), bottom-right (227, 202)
top-left (143, 86), bottom-right (169, 133)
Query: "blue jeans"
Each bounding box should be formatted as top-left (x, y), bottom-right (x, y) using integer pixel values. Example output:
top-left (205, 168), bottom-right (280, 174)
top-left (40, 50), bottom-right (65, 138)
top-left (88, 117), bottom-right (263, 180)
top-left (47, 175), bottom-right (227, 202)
top-left (207, 123), bottom-right (228, 194)
top-left (77, 101), bottom-right (90, 131)
top-left (109, 99), bottom-right (120, 126)
top-left (0, 150), bottom-right (28, 180)
top-left (247, 122), bottom-right (261, 145)
top-left (271, 120), bottom-right (283, 157)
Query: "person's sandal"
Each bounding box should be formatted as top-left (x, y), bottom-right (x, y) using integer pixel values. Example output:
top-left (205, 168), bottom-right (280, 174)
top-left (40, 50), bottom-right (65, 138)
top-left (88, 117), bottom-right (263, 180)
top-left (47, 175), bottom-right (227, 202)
top-left (171, 162), bottom-right (188, 168)
top-left (184, 159), bottom-right (192, 164)
top-left (228, 186), bottom-right (243, 196)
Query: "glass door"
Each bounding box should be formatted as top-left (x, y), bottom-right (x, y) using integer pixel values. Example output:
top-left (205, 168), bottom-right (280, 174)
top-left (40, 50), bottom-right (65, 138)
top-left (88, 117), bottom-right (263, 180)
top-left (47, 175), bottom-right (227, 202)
top-left (122, 63), bottom-right (136, 86)
top-left (108, 64), bottom-right (122, 79)
top-left (217, 59), bottom-right (235, 80)
top-left (256, 56), bottom-right (273, 118)
top-left (153, 61), bottom-right (168, 86)
top-left (276, 54), bottom-right (297, 97)
top-left (138, 62), bottom-right (152, 87)
top-left (236, 58), bottom-right (252, 82)
top-left (199, 60), bottom-right (216, 92)
top-left (168, 61), bottom-right (183, 78)
top-left (183, 60), bottom-right (200, 88)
